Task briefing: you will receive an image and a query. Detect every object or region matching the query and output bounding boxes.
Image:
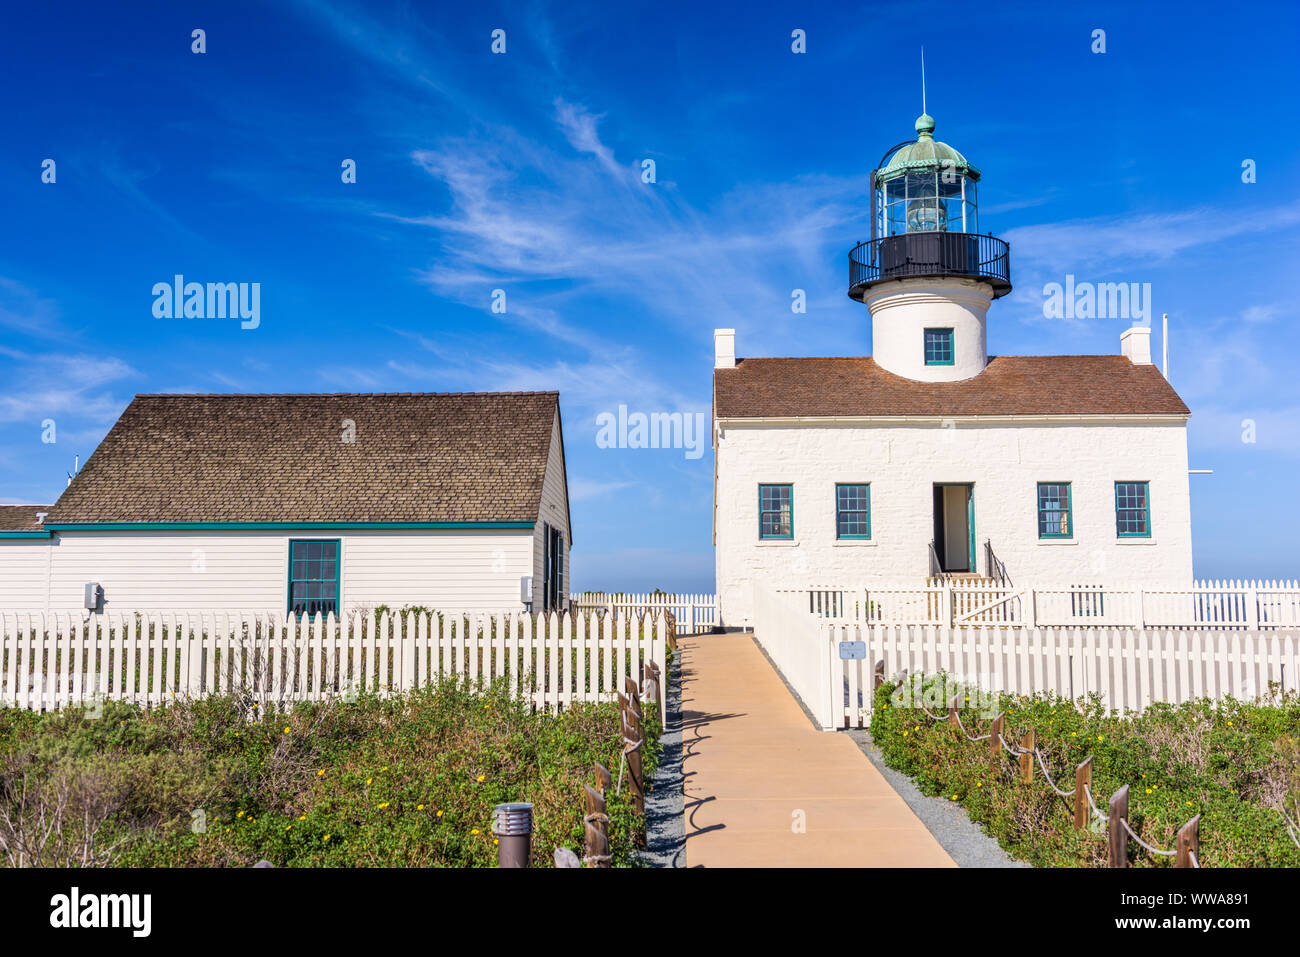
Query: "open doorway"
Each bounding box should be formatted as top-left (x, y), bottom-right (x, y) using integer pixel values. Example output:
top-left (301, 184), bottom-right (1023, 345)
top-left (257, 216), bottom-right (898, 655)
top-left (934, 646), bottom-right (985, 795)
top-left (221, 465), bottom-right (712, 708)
top-left (932, 484), bottom-right (975, 573)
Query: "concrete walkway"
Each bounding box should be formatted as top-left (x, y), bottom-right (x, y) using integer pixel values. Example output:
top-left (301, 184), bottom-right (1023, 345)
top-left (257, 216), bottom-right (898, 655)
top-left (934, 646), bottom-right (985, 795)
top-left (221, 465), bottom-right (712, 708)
top-left (680, 633), bottom-right (955, 867)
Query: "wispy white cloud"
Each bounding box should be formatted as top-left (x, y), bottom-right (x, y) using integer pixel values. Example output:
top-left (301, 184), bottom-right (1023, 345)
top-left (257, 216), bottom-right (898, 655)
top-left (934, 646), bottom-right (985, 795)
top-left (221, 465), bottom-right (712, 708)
top-left (569, 478), bottom-right (635, 502)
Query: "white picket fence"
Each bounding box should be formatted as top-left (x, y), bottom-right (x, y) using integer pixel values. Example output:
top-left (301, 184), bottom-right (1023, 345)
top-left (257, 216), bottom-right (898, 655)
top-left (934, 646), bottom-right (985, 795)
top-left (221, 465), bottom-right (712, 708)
top-left (0, 610), bottom-right (667, 716)
top-left (570, 592), bottom-right (717, 635)
top-left (753, 588), bottom-right (1300, 731)
top-left (779, 579), bottom-right (1300, 630)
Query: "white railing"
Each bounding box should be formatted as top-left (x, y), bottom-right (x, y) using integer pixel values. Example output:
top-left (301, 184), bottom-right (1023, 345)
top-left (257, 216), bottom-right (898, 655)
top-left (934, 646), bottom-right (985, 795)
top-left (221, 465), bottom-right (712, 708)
top-left (824, 622), bottom-right (1300, 729)
top-left (569, 592), bottom-right (717, 635)
top-left (753, 587), bottom-right (834, 728)
top-left (0, 609), bottom-right (667, 716)
top-left (777, 579), bottom-right (1300, 630)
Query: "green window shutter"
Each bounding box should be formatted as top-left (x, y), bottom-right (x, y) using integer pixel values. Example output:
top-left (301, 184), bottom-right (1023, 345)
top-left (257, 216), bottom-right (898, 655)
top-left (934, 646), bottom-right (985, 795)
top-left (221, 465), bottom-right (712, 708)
top-left (1115, 482), bottom-right (1151, 537)
top-left (288, 539), bottom-right (341, 618)
top-left (758, 484), bottom-right (794, 539)
top-left (1037, 482), bottom-right (1072, 539)
top-left (835, 484), bottom-right (871, 539)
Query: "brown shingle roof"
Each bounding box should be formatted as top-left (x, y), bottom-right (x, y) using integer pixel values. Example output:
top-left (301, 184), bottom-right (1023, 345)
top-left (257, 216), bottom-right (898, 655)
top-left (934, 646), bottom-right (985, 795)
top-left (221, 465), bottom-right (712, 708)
top-left (0, 505), bottom-right (51, 532)
top-left (714, 355), bottom-right (1189, 419)
top-left (47, 393), bottom-right (560, 524)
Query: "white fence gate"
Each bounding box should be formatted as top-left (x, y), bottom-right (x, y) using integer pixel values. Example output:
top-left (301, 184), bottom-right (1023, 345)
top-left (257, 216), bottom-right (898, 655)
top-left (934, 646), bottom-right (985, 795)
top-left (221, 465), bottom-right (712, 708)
top-left (0, 609), bottom-right (667, 716)
top-left (779, 580), bottom-right (1300, 630)
top-left (753, 587), bottom-right (1300, 731)
top-left (570, 592), bottom-right (717, 635)
top-left (826, 622), bottom-right (1300, 730)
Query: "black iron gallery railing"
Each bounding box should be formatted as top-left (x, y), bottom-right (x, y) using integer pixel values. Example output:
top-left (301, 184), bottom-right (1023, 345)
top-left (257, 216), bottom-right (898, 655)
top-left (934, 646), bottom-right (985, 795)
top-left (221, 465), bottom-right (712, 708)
top-left (848, 232), bottom-right (1011, 300)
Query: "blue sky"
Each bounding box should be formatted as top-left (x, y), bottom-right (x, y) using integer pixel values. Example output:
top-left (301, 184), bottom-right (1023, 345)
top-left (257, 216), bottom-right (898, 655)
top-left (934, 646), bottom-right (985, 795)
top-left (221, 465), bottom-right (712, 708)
top-left (1, 0), bottom-right (1297, 590)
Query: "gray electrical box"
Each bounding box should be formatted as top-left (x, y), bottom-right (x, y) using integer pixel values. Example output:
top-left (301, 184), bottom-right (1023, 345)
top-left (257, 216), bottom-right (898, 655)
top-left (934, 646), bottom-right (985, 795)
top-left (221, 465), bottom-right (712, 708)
top-left (520, 576), bottom-right (533, 605)
top-left (83, 582), bottom-right (102, 611)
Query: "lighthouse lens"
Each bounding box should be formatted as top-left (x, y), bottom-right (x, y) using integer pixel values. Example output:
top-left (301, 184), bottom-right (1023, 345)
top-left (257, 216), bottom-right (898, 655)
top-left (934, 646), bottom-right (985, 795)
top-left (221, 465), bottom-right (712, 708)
top-left (906, 199), bottom-right (945, 232)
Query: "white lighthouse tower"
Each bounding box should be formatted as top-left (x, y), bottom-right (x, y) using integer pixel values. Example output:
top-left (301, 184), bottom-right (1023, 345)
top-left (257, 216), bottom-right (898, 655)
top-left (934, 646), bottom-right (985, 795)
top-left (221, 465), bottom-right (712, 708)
top-left (848, 112), bottom-right (1011, 382)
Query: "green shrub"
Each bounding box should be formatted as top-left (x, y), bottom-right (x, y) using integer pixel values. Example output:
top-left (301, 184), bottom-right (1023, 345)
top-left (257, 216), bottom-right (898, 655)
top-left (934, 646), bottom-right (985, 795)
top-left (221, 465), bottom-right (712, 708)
top-left (0, 677), bottom-right (661, 868)
top-left (870, 675), bottom-right (1300, 867)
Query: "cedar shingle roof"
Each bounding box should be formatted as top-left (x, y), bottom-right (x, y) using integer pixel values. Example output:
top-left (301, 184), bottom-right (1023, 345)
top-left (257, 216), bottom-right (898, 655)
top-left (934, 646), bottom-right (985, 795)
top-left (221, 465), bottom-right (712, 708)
top-left (714, 356), bottom-right (1189, 419)
top-left (47, 393), bottom-right (560, 524)
top-left (0, 505), bottom-right (50, 531)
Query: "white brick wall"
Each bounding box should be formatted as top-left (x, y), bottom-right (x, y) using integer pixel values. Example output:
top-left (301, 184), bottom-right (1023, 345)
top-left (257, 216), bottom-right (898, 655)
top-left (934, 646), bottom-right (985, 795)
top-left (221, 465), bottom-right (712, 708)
top-left (714, 417), bottom-right (1193, 626)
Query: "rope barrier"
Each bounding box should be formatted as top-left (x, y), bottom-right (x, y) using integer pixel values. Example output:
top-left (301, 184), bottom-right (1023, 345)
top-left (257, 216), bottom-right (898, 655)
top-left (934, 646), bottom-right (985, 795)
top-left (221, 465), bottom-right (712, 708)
top-left (581, 811), bottom-right (612, 864)
top-left (1083, 783), bottom-right (1106, 822)
top-left (887, 671), bottom-right (1213, 867)
top-left (1033, 748), bottom-right (1076, 798)
top-left (1119, 817), bottom-right (1177, 857)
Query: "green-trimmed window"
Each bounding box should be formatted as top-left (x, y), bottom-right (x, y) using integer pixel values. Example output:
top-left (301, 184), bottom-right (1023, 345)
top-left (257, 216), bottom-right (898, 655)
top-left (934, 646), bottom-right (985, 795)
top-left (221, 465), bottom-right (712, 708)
top-left (1037, 483), bottom-right (1072, 538)
top-left (758, 484), bottom-right (793, 539)
top-left (836, 484), bottom-right (871, 539)
top-left (924, 328), bottom-right (954, 365)
top-left (1115, 482), bottom-right (1151, 538)
top-left (289, 539), bottom-right (340, 617)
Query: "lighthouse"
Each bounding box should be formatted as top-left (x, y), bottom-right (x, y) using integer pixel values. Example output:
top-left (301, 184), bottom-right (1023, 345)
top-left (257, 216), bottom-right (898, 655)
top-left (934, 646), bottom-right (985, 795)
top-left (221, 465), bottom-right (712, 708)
top-left (848, 113), bottom-right (1011, 383)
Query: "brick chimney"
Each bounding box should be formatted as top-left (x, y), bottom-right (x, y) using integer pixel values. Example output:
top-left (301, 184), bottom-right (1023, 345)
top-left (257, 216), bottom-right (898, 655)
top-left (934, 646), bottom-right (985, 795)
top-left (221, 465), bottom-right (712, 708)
top-left (714, 329), bottom-right (736, 369)
top-left (1121, 325), bottom-right (1152, 365)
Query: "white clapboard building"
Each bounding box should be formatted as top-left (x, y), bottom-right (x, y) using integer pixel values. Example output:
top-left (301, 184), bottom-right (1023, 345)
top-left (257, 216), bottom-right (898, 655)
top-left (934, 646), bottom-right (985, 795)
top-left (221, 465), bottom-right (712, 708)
top-left (711, 113), bottom-right (1193, 627)
top-left (0, 392), bottom-right (571, 615)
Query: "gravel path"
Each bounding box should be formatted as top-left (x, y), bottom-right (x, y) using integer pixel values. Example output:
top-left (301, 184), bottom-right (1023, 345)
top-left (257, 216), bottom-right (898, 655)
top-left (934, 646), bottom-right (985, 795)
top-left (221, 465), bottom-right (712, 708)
top-left (846, 730), bottom-right (1028, 868)
top-left (748, 636), bottom-right (1024, 868)
top-left (641, 650), bottom-right (685, 867)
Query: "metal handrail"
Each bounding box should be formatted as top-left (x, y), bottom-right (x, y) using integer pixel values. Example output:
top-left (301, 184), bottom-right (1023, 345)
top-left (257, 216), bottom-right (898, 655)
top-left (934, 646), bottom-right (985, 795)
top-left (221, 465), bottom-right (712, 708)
top-left (928, 541), bottom-right (946, 585)
top-left (984, 539), bottom-right (1011, 586)
top-left (848, 231), bottom-right (1011, 301)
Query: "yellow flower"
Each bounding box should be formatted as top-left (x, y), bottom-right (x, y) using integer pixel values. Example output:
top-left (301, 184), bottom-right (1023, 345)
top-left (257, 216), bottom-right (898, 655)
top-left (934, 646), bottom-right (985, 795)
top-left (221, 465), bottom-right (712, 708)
top-left (237, 810), bottom-right (245, 819)
top-left (367, 777), bottom-right (373, 786)
top-left (317, 769), bottom-right (326, 776)
top-left (286, 825), bottom-right (292, 831)
top-left (1145, 788), bottom-right (1152, 794)
top-left (951, 794), bottom-right (958, 800)
top-left (494, 839), bottom-right (500, 845)
top-left (472, 828), bottom-right (480, 835)
top-left (417, 804), bottom-right (424, 811)
top-left (436, 810), bottom-right (444, 818)
top-left (324, 834), bottom-right (331, 842)
top-left (378, 802), bottom-right (390, 809)
top-left (477, 774), bottom-right (486, 783)
top-left (298, 814), bottom-right (306, 821)
top-left (283, 726), bottom-right (290, 734)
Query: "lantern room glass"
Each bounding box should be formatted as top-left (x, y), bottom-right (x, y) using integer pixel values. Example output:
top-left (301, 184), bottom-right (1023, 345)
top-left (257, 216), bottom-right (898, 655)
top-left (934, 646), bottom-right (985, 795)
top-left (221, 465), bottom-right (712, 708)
top-left (879, 170), bottom-right (978, 237)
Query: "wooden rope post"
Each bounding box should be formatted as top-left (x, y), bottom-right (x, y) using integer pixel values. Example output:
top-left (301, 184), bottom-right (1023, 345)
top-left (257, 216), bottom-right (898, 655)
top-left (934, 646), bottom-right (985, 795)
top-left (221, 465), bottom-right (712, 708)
top-left (622, 678), bottom-right (645, 820)
top-left (642, 660), bottom-right (659, 711)
top-left (1175, 815), bottom-right (1200, 868)
top-left (947, 695), bottom-right (960, 729)
top-left (1108, 784), bottom-right (1129, 868)
top-left (1074, 757), bottom-right (1092, 829)
top-left (1019, 730), bottom-right (1035, 783)
top-left (989, 713), bottom-right (1004, 770)
top-left (582, 784), bottom-right (610, 869)
top-left (873, 659), bottom-right (885, 690)
top-left (594, 761), bottom-right (612, 794)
